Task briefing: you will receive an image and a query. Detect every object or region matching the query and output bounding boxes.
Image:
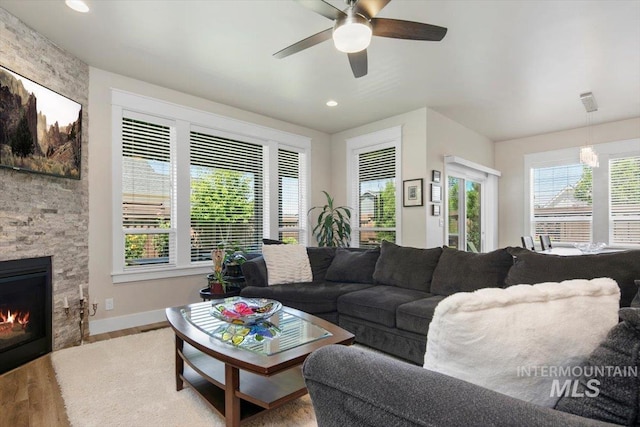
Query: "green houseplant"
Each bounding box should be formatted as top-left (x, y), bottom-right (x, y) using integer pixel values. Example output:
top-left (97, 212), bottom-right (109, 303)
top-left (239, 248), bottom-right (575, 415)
top-left (308, 191), bottom-right (352, 247)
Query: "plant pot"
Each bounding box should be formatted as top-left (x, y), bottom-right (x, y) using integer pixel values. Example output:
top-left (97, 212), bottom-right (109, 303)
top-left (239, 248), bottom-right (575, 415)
top-left (207, 273), bottom-right (225, 294)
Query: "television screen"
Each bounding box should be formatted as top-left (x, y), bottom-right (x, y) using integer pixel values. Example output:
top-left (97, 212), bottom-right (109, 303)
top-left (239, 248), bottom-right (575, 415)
top-left (0, 65), bottom-right (82, 179)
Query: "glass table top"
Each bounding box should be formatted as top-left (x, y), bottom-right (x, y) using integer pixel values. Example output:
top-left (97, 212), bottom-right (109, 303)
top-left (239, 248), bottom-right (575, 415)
top-left (181, 300), bottom-right (332, 356)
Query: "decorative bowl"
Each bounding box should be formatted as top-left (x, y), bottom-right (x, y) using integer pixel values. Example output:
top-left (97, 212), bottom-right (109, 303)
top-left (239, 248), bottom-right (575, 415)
top-left (574, 242), bottom-right (607, 254)
top-left (210, 297), bottom-right (282, 325)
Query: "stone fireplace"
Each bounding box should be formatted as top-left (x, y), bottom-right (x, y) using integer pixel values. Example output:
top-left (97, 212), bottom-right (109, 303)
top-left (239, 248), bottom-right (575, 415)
top-left (0, 256), bottom-right (52, 374)
top-left (0, 8), bottom-right (89, 352)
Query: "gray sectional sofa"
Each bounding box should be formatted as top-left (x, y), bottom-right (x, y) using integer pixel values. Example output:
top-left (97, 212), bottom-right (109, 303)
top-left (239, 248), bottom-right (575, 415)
top-left (240, 241), bottom-right (640, 365)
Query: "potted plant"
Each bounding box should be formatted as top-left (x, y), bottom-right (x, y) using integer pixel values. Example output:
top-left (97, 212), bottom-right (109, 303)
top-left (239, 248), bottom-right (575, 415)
top-left (308, 191), bottom-right (352, 247)
top-left (207, 248), bottom-right (228, 293)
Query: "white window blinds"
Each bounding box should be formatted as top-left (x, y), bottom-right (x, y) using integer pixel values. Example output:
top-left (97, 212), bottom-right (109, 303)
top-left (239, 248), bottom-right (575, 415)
top-left (189, 131), bottom-right (263, 259)
top-left (532, 164), bottom-right (592, 243)
top-left (610, 156), bottom-right (640, 245)
top-left (278, 149), bottom-right (306, 244)
top-left (121, 116), bottom-right (174, 267)
top-left (356, 146), bottom-right (396, 247)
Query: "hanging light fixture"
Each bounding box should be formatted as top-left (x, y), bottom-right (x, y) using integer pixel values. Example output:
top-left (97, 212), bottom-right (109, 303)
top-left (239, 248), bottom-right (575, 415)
top-left (579, 92), bottom-right (599, 168)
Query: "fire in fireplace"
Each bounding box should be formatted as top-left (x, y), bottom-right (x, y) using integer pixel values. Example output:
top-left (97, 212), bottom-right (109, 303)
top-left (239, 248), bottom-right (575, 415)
top-left (0, 256), bottom-right (52, 374)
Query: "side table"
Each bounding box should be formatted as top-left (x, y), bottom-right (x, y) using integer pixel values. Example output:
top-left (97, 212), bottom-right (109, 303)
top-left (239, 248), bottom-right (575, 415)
top-left (199, 286), bottom-right (241, 301)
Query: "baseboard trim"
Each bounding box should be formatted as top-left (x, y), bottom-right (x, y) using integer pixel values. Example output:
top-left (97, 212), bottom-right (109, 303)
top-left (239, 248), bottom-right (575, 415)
top-left (89, 309), bottom-right (167, 335)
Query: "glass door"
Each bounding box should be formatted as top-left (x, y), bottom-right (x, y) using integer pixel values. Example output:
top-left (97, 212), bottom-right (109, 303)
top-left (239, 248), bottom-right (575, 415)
top-left (448, 176), bottom-right (483, 252)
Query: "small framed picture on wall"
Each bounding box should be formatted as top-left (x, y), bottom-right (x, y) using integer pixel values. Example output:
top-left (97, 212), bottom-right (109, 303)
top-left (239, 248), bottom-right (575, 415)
top-left (403, 179), bottom-right (423, 207)
top-left (432, 170), bottom-right (441, 183)
top-left (430, 183), bottom-right (442, 203)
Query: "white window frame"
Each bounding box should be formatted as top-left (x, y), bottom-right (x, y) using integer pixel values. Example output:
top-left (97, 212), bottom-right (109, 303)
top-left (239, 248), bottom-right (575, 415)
top-left (274, 145), bottom-right (310, 245)
top-left (524, 138), bottom-right (640, 248)
top-left (111, 90), bottom-right (311, 283)
top-left (346, 126), bottom-right (402, 247)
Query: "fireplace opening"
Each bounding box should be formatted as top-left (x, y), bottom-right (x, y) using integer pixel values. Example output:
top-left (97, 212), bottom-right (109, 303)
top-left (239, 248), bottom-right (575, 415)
top-left (0, 257), bottom-right (52, 375)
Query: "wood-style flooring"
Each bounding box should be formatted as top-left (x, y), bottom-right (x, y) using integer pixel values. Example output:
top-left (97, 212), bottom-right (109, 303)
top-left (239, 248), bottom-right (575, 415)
top-left (0, 321), bottom-right (169, 427)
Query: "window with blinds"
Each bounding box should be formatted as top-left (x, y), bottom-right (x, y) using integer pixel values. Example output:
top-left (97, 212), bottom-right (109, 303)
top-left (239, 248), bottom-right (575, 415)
top-left (121, 117), bottom-right (175, 267)
top-left (355, 146), bottom-right (396, 248)
top-left (190, 131), bottom-right (264, 259)
top-left (610, 156), bottom-right (640, 245)
top-left (278, 149), bottom-right (306, 244)
top-left (531, 164), bottom-right (592, 243)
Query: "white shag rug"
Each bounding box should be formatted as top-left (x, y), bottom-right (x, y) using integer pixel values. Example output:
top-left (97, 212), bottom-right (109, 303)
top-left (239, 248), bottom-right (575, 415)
top-left (51, 328), bottom-right (317, 427)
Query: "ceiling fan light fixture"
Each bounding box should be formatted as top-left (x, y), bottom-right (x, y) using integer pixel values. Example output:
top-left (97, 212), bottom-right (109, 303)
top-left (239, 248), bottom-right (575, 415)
top-left (333, 13), bottom-right (372, 53)
top-left (65, 0), bottom-right (90, 13)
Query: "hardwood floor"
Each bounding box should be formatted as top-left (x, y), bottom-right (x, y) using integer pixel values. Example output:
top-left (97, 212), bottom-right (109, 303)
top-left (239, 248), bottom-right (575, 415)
top-left (0, 321), bottom-right (168, 427)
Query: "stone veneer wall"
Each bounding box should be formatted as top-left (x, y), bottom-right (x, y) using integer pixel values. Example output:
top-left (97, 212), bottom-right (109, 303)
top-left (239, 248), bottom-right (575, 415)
top-left (0, 8), bottom-right (89, 349)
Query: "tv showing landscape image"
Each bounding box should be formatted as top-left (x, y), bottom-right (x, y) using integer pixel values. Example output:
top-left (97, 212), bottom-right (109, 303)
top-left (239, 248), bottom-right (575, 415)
top-left (0, 65), bottom-right (82, 179)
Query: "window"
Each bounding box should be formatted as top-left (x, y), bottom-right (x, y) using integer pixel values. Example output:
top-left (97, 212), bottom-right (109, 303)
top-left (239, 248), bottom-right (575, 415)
top-left (525, 140), bottom-right (640, 248)
top-left (347, 127), bottom-right (401, 248)
top-left (278, 148), bottom-right (307, 245)
top-left (531, 163), bottom-right (593, 243)
top-left (610, 155), bottom-right (640, 245)
top-left (112, 90), bottom-right (310, 282)
top-left (121, 115), bottom-right (175, 267)
top-left (190, 131), bottom-right (264, 259)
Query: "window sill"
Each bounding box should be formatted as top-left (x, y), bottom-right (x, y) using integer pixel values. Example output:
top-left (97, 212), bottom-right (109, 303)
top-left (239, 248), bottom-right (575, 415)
top-left (112, 265), bottom-right (212, 284)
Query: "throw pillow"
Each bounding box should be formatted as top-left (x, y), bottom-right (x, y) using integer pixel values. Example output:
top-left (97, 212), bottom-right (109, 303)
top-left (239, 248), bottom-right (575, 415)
top-left (372, 241), bottom-right (442, 292)
top-left (261, 244), bottom-right (313, 286)
top-left (306, 247), bottom-right (337, 282)
top-left (506, 247), bottom-right (640, 307)
top-left (325, 248), bottom-right (380, 284)
top-left (555, 308), bottom-right (640, 425)
top-left (424, 278), bottom-right (620, 407)
top-left (429, 247), bottom-right (514, 296)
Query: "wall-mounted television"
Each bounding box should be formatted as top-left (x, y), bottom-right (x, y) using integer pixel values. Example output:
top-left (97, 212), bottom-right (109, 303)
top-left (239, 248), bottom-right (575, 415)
top-left (0, 65), bottom-right (82, 179)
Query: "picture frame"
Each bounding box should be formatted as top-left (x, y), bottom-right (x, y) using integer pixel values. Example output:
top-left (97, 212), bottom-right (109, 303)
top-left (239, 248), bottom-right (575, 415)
top-left (432, 170), bottom-right (441, 183)
top-left (0, 64), bottom-right (82, 179)
top-left (431, 183), bottom-right (442, 203)
top-left (432, 204), bottom-right (441, 216)
top-left (403, 178), bottom-right (423, 207)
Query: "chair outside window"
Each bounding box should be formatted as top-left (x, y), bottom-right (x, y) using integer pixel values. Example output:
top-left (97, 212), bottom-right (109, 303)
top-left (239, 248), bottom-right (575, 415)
top-left (540, 235), bottom-right (553, 251)
top-left (521, 236), bottom-right (535, 251)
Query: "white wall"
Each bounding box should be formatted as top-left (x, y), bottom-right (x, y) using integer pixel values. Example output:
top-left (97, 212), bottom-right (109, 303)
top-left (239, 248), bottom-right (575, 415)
top-left (329, 107), bottom-right (494, 249)
top-left (88, 67), bottom-right (331, 332)
top-left (495, 117), bottom-right (640, 248)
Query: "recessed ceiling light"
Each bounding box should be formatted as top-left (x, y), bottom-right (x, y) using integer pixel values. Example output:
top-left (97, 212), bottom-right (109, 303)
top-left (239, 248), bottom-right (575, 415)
top-left (65, 0), bottom-right (89, 13)
top-left (326, 100), bottom-right (338, 107)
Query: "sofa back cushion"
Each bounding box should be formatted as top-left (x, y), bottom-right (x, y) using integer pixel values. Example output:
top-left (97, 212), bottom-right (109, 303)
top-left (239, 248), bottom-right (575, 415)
top-left (325, 248), bottom-right (380, 284)
top-left (306, 247), bottom-right (337, 282)
top-left (554, 307), bottom-right (640, 425)
top-left (372, 241), bottom-right (442, 291)
top-left (506, 247), bottom-right (640, 307)
top-left (429, 247), bottom-right (514, 296)
top-left (424, 278), bottom-right (620, 407)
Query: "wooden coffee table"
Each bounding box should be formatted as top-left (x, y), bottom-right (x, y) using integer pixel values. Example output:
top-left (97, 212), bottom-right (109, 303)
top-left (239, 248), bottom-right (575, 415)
top-left (165, 300), bottom-right (354, 427)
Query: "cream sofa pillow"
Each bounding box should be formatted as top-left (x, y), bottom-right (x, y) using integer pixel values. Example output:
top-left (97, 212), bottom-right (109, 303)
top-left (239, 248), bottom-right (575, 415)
top-left (424, 278), bottom-right (620, 407)
top-left (261, 244), bottom-right (313, 286)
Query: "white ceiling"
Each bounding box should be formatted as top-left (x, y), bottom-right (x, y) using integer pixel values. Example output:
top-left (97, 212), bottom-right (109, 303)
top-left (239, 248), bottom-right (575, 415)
top-left (1, 0), bottom-right (639, 141)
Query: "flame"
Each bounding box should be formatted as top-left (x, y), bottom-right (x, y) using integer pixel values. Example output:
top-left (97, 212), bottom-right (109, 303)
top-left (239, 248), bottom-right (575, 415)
top-left (0, 309), bottom-right (30, 328)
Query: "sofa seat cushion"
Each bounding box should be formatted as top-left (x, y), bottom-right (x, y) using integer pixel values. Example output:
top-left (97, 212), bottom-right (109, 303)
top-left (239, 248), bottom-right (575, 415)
top-left (396, 296), bottom-right (447, 335)
top-left (373, 241), bottom-right (442, 292)
top-left (430, 247), bottom-right (514, 296)
top-left (337, 286), bottom-right (431, 328)
top-left (240, 282), bottom-right (373, 314)
top-left (506, 247), bottom-right (640, 307)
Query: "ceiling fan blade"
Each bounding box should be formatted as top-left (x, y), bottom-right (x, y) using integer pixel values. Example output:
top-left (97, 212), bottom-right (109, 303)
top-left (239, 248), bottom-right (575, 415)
top-left (273, 28), bottom-right (333, 59)
top-left (348, 50), bottom-right (368, 78)
top-left (354, 0), bottom-right (391, 19)
top-left (295, 0), bottom-right (346, 21)
top-left (371, 18), bottom-right (447, 41)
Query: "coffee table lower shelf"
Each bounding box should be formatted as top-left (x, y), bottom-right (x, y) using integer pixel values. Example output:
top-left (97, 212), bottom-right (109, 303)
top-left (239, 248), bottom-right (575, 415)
top-left (178, 343), bottom-right (308, 425)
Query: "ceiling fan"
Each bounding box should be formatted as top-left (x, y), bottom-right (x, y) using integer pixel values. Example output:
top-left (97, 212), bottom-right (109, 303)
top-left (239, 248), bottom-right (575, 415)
top-left (274, 0), bottom-right (448, 78)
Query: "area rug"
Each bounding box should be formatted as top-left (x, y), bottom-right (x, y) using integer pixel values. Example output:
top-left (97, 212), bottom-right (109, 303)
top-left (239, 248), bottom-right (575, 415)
top-left (51, 328), bottom-right (317, 427)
